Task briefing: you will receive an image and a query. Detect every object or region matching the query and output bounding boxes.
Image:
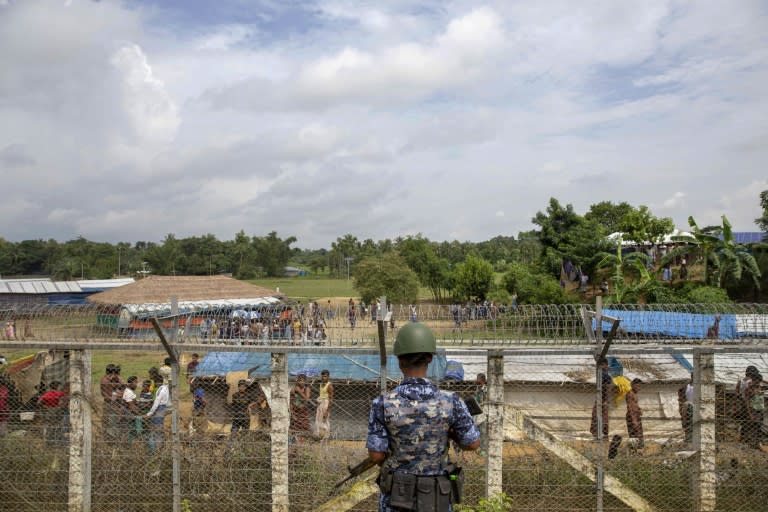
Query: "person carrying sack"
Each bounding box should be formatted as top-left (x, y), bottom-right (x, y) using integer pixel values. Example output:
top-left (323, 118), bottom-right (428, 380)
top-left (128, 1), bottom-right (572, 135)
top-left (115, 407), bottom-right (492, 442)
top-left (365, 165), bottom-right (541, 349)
top-left (366, 323), bottom-right (480, 511)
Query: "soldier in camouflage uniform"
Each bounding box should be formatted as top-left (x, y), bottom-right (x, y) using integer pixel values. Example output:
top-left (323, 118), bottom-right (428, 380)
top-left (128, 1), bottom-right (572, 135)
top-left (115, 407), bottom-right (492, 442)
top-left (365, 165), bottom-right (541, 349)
top-left (367, 323), bottom-right (480, 511)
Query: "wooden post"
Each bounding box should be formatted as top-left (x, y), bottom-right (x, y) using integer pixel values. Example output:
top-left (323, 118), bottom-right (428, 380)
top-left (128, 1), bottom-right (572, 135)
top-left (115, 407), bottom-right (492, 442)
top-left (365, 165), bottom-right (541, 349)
top-left (271, 353), bottom-right (289, 512)
top-left (516, 411), bottom-right (656, 512)
top-left (68, 349), bottom-right (92, 512)
top-left (594, 296), bottom-right (604, 512)
top-left (150, 312), bottom-right (181, 512)
top-left (170, 360), bottom-right (181, 512)
top-left (693, 346), bottom-right (716, 511)
top-left (486, 351), bottom-right (504, 498)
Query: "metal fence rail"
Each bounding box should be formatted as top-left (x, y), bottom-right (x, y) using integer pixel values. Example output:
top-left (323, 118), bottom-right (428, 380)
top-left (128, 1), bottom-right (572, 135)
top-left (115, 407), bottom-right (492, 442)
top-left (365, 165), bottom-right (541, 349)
top-left (0, 302), bottom-right (767, 511)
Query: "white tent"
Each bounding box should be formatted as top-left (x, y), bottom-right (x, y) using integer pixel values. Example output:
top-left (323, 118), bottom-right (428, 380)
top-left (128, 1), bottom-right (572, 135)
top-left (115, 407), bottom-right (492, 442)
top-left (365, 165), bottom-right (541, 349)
top-left (606, 229), bottom-right (693, 246)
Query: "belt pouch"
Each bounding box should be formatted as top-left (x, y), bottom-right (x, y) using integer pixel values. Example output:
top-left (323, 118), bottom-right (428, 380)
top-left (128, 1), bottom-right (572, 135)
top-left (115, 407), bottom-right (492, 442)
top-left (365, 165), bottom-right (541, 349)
top-left (416, 477), bottom-right (437, 512)
top-left (436, 476), bottom-right (453, 510)
top-left (389, 472), bottom-right (417, 510)
top-left (378, 470), bottom-right (393, 494)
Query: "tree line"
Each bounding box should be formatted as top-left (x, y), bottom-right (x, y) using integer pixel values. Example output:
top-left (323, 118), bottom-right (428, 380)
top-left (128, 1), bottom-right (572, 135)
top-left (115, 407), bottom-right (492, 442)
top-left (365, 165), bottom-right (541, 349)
top-left (1, 193), bottom-right (766, 304)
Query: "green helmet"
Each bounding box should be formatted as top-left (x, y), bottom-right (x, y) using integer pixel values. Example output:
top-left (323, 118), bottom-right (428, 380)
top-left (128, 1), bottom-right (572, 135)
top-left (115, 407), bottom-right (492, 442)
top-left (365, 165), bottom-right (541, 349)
top-left (393, 323), bottom-right (436, 356)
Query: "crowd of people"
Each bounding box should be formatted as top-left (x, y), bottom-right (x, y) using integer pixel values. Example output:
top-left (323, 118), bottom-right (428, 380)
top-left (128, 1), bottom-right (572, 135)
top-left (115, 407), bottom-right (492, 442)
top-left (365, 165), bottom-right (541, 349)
top-left (186, 362), bottom-right (336, 445)
top-left (194, 303), bottom-right (329, 344)
top-left (0, 372), bottom-right (69, 445)
top-left (590, 358), bottom-right (767, 455)
top-left (176, 298), bottom-right (526, 344)
top-left (100, 361), bottom-right (170, 451)
top-left (1, 349), bottom-right (765, 462)
top-left (449, 300), bottom-right (508, 332)
top-left (1, 319), bottom-right (34, 340)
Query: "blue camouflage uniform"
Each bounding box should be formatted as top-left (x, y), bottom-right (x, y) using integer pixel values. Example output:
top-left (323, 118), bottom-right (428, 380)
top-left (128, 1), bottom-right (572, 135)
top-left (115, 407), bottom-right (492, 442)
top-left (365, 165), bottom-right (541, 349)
top-left (367, 377), bottom-right (480, 512)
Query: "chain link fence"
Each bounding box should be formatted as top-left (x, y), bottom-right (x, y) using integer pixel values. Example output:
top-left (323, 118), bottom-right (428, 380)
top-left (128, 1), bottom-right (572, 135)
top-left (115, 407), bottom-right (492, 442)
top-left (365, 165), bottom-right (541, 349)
top-left (1, 301), bottom-right (767, 511)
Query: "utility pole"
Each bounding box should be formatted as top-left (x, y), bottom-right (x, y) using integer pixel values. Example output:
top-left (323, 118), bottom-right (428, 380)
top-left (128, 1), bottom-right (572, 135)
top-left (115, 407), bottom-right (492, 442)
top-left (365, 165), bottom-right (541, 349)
top-left (344, 256), bottom-right (354, 280)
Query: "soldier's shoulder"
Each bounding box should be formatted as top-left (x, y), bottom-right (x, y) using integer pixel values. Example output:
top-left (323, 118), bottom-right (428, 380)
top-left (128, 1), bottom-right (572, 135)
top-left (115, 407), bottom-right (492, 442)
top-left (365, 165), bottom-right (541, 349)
top-left (436, 388), bottom-right (459, 401)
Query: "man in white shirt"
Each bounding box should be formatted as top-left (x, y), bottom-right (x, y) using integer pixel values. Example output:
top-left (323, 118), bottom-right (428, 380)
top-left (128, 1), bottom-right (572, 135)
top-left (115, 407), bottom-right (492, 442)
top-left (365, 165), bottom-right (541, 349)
top-left (123, 376), bottom-right (141, 441)
top-left (145, 376), bottom-right (169, 452)
top-left (123, 376), bottom-right (138, 410)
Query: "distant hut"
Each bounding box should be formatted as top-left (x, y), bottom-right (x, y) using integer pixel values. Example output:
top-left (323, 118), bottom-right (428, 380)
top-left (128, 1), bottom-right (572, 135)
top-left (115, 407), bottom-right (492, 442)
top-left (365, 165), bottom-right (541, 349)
top-left (87, 275), bottom-right (283, 336)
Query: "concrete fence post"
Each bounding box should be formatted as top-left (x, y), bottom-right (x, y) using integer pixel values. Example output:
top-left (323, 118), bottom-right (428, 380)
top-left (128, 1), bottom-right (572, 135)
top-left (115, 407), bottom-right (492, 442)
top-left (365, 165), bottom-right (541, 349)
top-left (68, 349), bottom-right (92, 512)
top-left (271, 353), bottom-right (289, 512)
top-left (487, 351), bottom-right (504, 498)
top-left (693, 346), bottom-right (716, 511)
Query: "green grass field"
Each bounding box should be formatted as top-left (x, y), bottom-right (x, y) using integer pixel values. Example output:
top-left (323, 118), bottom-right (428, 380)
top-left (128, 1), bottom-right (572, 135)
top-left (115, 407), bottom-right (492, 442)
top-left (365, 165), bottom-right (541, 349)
top-left (248, 277), bottom-right (433, 302)
top-left (248, 277), bottom-right (357, 301)
top-left (1, 349), bottom-right (174, 390)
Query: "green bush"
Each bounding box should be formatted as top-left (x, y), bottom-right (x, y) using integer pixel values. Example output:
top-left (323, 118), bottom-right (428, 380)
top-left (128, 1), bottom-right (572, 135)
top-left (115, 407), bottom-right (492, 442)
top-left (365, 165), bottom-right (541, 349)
top-left (639, 282), bottom-right (685, 304)
top-left (685, 285), bottom-right (732, 304)
top-left (501, 263), bottom-right (570, 304)
top-left (455, 492), bottom-right (513, 512)
top-left (486, 285), bottom-right (511, 305)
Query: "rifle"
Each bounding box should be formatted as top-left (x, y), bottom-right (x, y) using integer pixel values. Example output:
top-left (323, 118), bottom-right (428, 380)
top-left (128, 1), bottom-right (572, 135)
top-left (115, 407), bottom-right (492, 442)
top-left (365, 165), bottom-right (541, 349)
top-left (463, 395), bottom-right (483, 416)
top-left (333, 456), bottom-right (377, 489)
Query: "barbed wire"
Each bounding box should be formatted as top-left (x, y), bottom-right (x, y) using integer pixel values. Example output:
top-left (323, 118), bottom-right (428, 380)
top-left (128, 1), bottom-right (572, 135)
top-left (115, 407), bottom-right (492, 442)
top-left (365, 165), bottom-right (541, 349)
top-left (1, 302), bottom-right (766, 346)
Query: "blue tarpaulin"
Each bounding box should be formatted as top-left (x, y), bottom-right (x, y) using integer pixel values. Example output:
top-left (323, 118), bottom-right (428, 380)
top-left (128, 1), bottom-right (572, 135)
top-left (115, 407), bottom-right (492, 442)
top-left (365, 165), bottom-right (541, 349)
top-left (595, 309), bottom-right (737, 339)
top-left (195, 351), bottom-right (449, 381)
top-left (444, 360), bottom-right (465, 381)
top-left (607, 356), bottom-right (623, 377)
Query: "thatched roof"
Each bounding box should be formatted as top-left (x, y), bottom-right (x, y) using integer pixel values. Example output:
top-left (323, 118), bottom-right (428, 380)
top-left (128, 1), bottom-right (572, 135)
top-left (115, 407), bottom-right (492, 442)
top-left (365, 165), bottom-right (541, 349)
top-left (87, 275), bottom-right (278, 305)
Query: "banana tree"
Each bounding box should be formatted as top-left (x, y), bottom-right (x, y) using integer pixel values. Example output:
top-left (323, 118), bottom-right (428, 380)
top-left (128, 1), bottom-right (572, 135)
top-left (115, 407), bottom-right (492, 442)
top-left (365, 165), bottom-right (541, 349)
top-left (596, 236), bottom-right (654, 303)
top-left (666, 215), bottom-right (761, 288)
top-left (715, 216), bottom-right (761, 288)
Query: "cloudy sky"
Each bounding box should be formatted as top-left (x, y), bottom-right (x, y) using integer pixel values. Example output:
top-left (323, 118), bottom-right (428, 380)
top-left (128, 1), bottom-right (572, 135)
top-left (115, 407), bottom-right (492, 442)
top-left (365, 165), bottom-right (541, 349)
top-left (1, 0), bottom-right (766, 249)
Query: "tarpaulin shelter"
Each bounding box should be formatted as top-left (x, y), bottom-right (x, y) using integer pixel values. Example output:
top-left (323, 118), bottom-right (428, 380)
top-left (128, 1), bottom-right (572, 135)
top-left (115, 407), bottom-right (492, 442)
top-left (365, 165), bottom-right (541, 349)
top-left (194, 351), bottom-right (449, 382)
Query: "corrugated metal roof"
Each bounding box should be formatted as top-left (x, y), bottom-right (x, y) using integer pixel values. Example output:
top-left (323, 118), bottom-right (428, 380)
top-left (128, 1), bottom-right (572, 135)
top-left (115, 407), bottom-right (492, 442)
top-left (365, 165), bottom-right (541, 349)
top-left (77, 278), bottom-right (135, 291)
top-left (447, 350), bottom-right (768, 385)
top-left (196, 350), bottom-right (768, 385)
top-left (0, 279), bottom-right (82, 294)
top-left (88, 275), bottom-right (278, 304)
top-left (724, 232), bottom-right (765, 244)
top-left (121, 296), bottom-right (282, 316)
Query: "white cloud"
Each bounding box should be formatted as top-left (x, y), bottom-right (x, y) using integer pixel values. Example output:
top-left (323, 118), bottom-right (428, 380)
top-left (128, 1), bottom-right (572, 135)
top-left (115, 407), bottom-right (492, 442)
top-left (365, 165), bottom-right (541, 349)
top-left (0, 0), bottom-right (766, 249)
top-left (715, 180), bottom-right (768, 229)
top-left (47, 208), bottom-right (80, 223)
top-left (660, 192), bottom-right (686, 209)
top-left (204, 7), bottom-right (506, 110)
top-left (318, 3), bottom-right (393, 32)
top-left (195, 24), bottom-right (255, 51)
top-left (110, 43), bottom-right (179, 148)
